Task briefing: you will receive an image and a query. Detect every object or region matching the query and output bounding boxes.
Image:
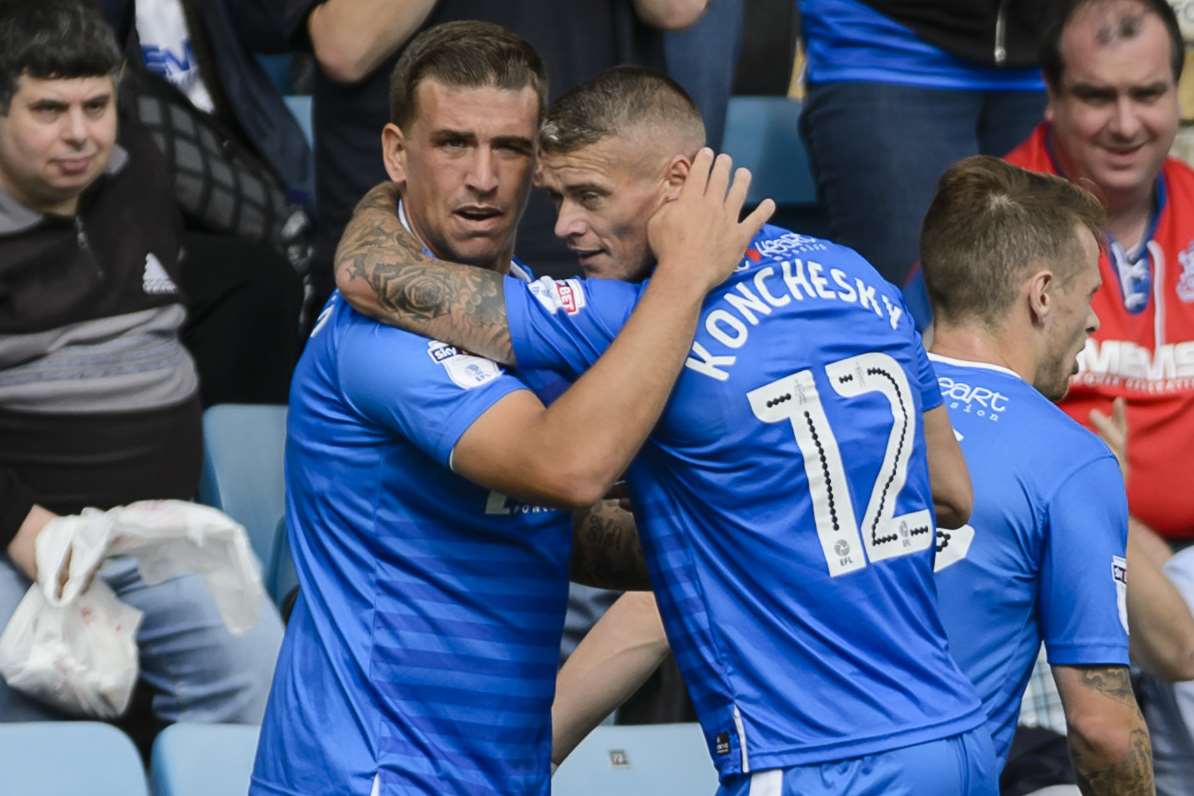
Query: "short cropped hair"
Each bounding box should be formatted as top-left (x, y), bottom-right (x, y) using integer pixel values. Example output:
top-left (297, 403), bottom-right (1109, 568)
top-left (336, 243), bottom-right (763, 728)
top-left (1041, 0), bottom-right (1184, 88)
top-left (0, 0), bottom-right (122, 115)
top-left (920, 156), bottom-right (1106, 326)
top-left (388, 21), bottom-right (547, 129)
top-left (540, 65), bottom-right (705, 156)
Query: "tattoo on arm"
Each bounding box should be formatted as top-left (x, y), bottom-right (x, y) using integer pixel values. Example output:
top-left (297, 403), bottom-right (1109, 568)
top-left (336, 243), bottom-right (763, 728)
top-left (1067, 666), bottom-right (1154, 795)
top-left (334, 184), bottom-right (515, 362)
top-left (1071, 728), bottom-right (1153, 796)
top-left (570, 501), bottom-right (651, 591)
top-left (1077, 666), bottom-right (1137, 706)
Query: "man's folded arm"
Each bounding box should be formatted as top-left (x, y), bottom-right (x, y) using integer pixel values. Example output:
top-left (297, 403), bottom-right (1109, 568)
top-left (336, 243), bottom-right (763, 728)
top-left (551, 591), bottom-right (669, 765)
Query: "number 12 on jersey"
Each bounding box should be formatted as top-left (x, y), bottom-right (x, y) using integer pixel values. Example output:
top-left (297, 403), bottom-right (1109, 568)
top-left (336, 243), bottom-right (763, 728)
top-left (748, 352), bottom-right (934, 578)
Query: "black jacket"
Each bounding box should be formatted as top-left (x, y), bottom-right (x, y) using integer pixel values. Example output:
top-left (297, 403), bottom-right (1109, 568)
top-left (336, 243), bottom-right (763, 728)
top-left (860, 0), bottom-right (1061, 68)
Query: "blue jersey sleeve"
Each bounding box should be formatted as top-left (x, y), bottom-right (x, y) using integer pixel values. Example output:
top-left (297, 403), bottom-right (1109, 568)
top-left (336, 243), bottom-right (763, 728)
top-left (913, 332), bottom-right (943, 412)
top-left (1039, 454), bottom-right (1131, 666)
top-left (503, 275), bottom-right (643, 379)
top-left (337, 316), bottom-right (528, 468)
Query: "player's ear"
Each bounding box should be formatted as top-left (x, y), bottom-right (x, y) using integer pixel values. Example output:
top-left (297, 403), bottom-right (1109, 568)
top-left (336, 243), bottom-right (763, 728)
top-left (1027, 269), bottom-right (1054, 326)
top-left (662, 154), bottom-right (691, 202)
top-left (381, 123), bottom-right (409, 185)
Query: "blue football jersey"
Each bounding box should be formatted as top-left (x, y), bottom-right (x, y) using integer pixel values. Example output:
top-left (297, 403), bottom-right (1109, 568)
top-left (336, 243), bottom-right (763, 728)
top-left (504, 225), bottom-right (985, 777)
top-left (930, 354), bottom-right (1130, 768)
top-left (251, 294), bottom-right (570, 796)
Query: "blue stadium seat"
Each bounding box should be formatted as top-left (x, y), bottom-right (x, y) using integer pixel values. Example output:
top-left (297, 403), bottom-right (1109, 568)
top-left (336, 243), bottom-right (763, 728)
top-left (0, 722), bottom-right (149, 796)
top-left (721, 96), bottom-right (817, 206)
top-left (197, 404), bottom-right (288, 583)
top-left (552, 722), bottom-right (718, 795)
top-left (150, 723), bottom-right (260, 796)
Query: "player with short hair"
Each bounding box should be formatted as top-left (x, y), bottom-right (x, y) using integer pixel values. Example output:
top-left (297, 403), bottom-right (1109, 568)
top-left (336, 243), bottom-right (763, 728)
top-left (923, 155), bottom-right (1153, 793)
top-left (250, 24), bottom-right (768, 796)
top-left (336, 66), bottom-right (996, 795)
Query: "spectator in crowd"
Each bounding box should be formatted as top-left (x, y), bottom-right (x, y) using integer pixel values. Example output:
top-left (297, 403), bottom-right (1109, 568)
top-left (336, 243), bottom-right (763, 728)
top-left (922, 155), bottom-right (1151, 793)
top-left (798, 0), bottom-right (1053, 314)
top-left (336, 67), bottom-right (997, 795)
top-left (1005, 0), bottom-right (1193, 548)
top-left (229, 0), bottom-right (708, 319)
top-left (0, 0), bottom-right (282, 725)
top-left (250, 23), bottom-right (759, 794)
top-left (95, 0), bottom-right (313, 205)
top-left (93, 0), bottom-right (305, 406)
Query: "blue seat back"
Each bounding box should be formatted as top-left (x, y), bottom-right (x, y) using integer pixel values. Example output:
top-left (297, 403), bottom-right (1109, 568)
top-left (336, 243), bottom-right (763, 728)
top-left (0, 722), bottom-right (149, 796)
top-left (151, 723), bottom-right (260, 796)
top-left (552, 722), bottom-right (718, 795)
top-left (197, 404), bottom-right (288, 576)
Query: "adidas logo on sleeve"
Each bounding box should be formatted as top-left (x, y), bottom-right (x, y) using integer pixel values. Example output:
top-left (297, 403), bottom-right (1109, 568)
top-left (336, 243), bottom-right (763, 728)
top-left (142, 252), bottom-right (178, 294)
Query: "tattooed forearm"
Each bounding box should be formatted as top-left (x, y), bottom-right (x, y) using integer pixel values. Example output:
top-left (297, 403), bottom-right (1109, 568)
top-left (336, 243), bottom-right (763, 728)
top-left (334, 182), bottom-right (516, 363)
top-left (570, 501), bottom-right (651, 591)
top-left (1059, 665), bottom-right (1155, 796)
top-left (1078, 666), bottom-right (1137, 707)
top-left (1071, 727), bottom-right (1153, 796)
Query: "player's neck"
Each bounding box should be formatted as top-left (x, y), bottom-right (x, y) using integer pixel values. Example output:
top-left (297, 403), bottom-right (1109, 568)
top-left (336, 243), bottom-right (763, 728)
top-left (929, 322), bottom-right (1031, 383)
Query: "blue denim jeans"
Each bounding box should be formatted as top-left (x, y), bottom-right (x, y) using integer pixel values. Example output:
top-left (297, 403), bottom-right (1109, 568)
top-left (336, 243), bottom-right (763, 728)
top-left (799, 81), bottom-right (1046, 297)
top-left (0, 554), bottom-right (283, 723)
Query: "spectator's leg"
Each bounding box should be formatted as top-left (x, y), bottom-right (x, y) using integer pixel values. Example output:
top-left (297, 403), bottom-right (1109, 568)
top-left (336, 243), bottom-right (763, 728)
top-left (664, 0), bottom-right (746, 150)
top-left (978, 90), bottom-right (1048, 158)
top-left (179, 233), bottom-right (302, 407)
top-left (0, 558), bottom-right (66, 721)
top-left (799, 82), bottom-right (983, 287)
top-left (104, 556), bottom-right (284, 724)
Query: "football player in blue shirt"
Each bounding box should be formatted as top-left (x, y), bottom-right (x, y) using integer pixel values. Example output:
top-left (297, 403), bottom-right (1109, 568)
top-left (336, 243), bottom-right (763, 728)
top-left (336, 66), bottom-right (997, 795)
top-left (923, 156), bottom-right (1153, 793)
top-left (250, 24), bottom-right (771, 796)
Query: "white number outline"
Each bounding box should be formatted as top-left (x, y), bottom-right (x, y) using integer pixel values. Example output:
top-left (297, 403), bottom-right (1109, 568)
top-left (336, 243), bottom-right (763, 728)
top-left (748, 352), bottom-right (934, 577)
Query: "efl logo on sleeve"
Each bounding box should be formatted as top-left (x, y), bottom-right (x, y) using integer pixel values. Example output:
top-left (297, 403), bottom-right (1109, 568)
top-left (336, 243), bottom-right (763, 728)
top-left (427, 340), bottom-right (502, 390)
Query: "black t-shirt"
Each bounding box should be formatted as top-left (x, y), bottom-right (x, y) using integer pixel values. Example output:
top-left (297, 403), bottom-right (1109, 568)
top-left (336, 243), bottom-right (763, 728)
top-left (268, 1), bottom-right (668, 297)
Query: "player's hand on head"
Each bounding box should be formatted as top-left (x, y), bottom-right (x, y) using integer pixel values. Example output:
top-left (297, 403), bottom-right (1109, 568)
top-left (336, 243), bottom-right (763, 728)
top-left (1090, 397), bottom-right (1129, 481)
top-left (648, 148), bottom-right (776, 293)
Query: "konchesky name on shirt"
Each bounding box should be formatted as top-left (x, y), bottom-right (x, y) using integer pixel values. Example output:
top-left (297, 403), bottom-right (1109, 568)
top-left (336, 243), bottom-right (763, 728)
top-left (1076, 338), bottom-right (1194, 392)
top-left (686, 255), bottom-right (905, 381)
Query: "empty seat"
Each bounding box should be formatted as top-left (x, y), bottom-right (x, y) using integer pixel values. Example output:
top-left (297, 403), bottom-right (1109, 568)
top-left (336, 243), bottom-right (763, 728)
top-left (0, 721), bottom-right (149, 796)
top-left (150, 722), bottom-right (261, 796)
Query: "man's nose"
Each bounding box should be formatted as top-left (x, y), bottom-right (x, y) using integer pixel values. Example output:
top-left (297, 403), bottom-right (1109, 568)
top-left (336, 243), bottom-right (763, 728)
top-left (553, 202), bottom-right (585, 240)
top-left (465, 148), bottom-right (498, 194)
top-left (62, 106), bottom-right (88, 146)
top-left (1108, 97), bottom-right (1143, 141)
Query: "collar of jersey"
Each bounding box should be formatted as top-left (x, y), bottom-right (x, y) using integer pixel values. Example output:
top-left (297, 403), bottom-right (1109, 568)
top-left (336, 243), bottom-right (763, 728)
top-left (396, 199), bottom-right (531, 283)
top-left (928, 352), bottom-right (1023, 381)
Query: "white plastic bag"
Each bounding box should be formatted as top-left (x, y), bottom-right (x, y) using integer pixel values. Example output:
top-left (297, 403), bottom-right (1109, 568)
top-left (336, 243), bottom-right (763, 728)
top-left (0, 578), bottom-right (142, 718)
top-left (0, 500), bottom-right (265, 718)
